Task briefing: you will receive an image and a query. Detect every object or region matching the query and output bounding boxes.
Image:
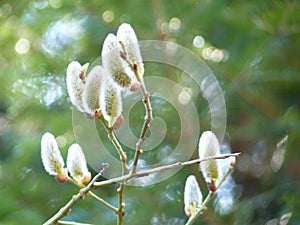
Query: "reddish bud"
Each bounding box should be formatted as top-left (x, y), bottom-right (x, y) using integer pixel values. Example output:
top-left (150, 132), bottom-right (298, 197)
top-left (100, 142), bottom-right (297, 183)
top-left (79, 70), bottom-right (86, 83)
top-left (55, 173), bottom-right (68, 183)
top-left (94, 109), bottom-right (102, 119)
top-left (82, 172), bottom-right (92, 185)
top-left (207, 180), bottom-right (217, 193)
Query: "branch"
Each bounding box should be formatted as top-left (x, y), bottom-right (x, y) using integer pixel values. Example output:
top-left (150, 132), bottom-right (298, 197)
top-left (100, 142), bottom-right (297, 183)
top-left (117, 183), bottom-right (125, 225)
top-left (119, 40), bottom-right (153, 175)
top-left (88, 191), bottom-right (119, 214)
top-left (115, 42), bottom-right (153, 224)
top-left (57, 221), bottom-right (93, 225)
top-left (108, 130), bottom-right (128, 173)
top-left (93, 153), bottom-right (241, 187)
top-left (43, 192), bottom-right (81, 225)
top-left (43, 165), bottom-right (117, 225)
top-left (185, 160), bottom-right (236, 225)
top-left (99, 113), bottom-right (128, 224)
top-left (99, 115), bottom-right (128, 172)
top-left (131, 78), bottom-right (152, 175)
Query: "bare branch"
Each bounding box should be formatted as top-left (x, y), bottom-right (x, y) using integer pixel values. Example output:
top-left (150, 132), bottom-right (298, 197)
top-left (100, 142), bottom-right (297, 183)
top-left (185, 158), bottom-right (236, 225)
top-left (57, 220), bottom-right (93, 225)
top-left (118, 40), bottom-right (153, 175)
top-left (43, 165), bottom-right (117, 225)
top-left (131, 74), bottom-right (153, 175)
top-left (93, 153), bottom-right (241, 187)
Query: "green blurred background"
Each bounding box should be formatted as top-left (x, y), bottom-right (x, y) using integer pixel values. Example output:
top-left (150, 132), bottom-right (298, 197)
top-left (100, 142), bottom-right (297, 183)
top-left (0, 0), bottom-right (300, 224)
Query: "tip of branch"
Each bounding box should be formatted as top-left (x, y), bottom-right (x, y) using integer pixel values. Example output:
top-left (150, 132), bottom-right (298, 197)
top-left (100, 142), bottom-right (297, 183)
top-left (102, 163), bottom-right (109, 168)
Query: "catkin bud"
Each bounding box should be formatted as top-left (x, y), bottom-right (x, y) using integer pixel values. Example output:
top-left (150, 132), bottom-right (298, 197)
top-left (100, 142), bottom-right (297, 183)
top-left (117, 23), bottom-right (144, 78)
top-left (198, 131), bottom-right (221, 189)
top-left (82, 65), bottom-right (106, 117)
top-left (184, 175), bottom-right (203, 217)
top-left (66, 61), bottom-right (89, 112)
top-left (101, 33), bottom-right (137, 90)
top-left (99, 80), bottom-right (123, 128)
top-left (66, 143), bottom-right (91, 185)
top-left (55, 173), bottom-right (69, 183)
top-left (41, 132), bottom-right (68, 178)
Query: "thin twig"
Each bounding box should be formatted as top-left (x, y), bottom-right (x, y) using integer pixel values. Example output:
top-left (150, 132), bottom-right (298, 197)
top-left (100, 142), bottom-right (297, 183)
top-left (43, 165), bottom-right (117, 225)
top-left (119, 41), bottom-right (153, 175)
top-left (117, 183), bottom-right (125, 225)
top-left (108, 130), bottom-right (128, 173)
top-left (57, 221), bottom-right (93, 225)
top-left (185, 161), bottom-right (236, 225)
top-left (103, 120), bottom-right (127, 224)
top-left (99, 115), bottom-right (128, 172)
top-left (117, 41), bottom-right (153, 225)
top-left (93, 153), bottom-right (241, 187)
top-left (88, 191), bottom-right (119, 214)
top-left (43, 192), bottom-right (81, 225)
top-left (131, 78), bottom-right (152, 175)
top-left (68, 176), bottom-right (118, 213)
top-left (98, 111), bottom-right (128, 224)
top-left (99, 112), bottom-right (128, 224)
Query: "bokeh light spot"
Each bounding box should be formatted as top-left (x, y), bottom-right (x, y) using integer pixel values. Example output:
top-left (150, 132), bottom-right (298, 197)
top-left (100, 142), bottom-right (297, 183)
top-left (103, 10), bottom-right (114, 23)
top-left (202, 46), bottom-right (214, 60)
top-left (211, 49), bottom-right (224, 62)
top-left (169, 17), bottom-right (181, 32)
top-left (15, 38), bottom-right (30, 54)
top-left (193, 35), bottom-right (205, 48)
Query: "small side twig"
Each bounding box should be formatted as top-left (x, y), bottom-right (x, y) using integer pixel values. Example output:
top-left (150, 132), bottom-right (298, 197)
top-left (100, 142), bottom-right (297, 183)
top-left (98, 112), bottom-right (128, 224)
top-left (185, 160), bottom-right (236, 225)
top-left (57, 221), bottom-right (93, 225)
top-left (131, 80), bottom-right (152, 175)
top-left (93, 153), bottom-right (241, 187)
top-left (43, 192), bottom-right (80, 225)
top-left (117, 183), bottom-right (125, 225)
top-left (99, 115), bottom-right (128, 172)
top-left (43, 164), bottom-right (116, 225)
top-left (108, 130), bottom-right (128, 173)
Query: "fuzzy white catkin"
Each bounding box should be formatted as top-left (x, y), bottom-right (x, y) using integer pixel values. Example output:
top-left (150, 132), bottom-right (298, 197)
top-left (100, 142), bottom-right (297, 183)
top-left (101, 33), bottom-right (136, 90)
top-left (82, 65), bottom-right (105, 115)
top-left (66, 61), bottom-right (89, 112)
top-left (99, 80), bottom-right (122, 128)
top-left (66, 143), bottom-right (89, 183)
top-left (184, 175), bottom-right (202, 216)
top-left (117, 23), bottom-right (144, 77)
top-left (198, 131), bottom-right (221, 183)
top-left (41, 132), bottom-right (65, 176)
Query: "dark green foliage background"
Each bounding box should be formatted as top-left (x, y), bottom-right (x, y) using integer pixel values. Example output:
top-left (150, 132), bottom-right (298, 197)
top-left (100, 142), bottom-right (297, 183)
top-left (0, 0), bottom-right (299, 224)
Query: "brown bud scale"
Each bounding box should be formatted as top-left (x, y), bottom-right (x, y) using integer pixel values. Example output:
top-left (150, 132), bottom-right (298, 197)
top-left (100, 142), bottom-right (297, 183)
top-left (55, 173), bottom-right (68, 183)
